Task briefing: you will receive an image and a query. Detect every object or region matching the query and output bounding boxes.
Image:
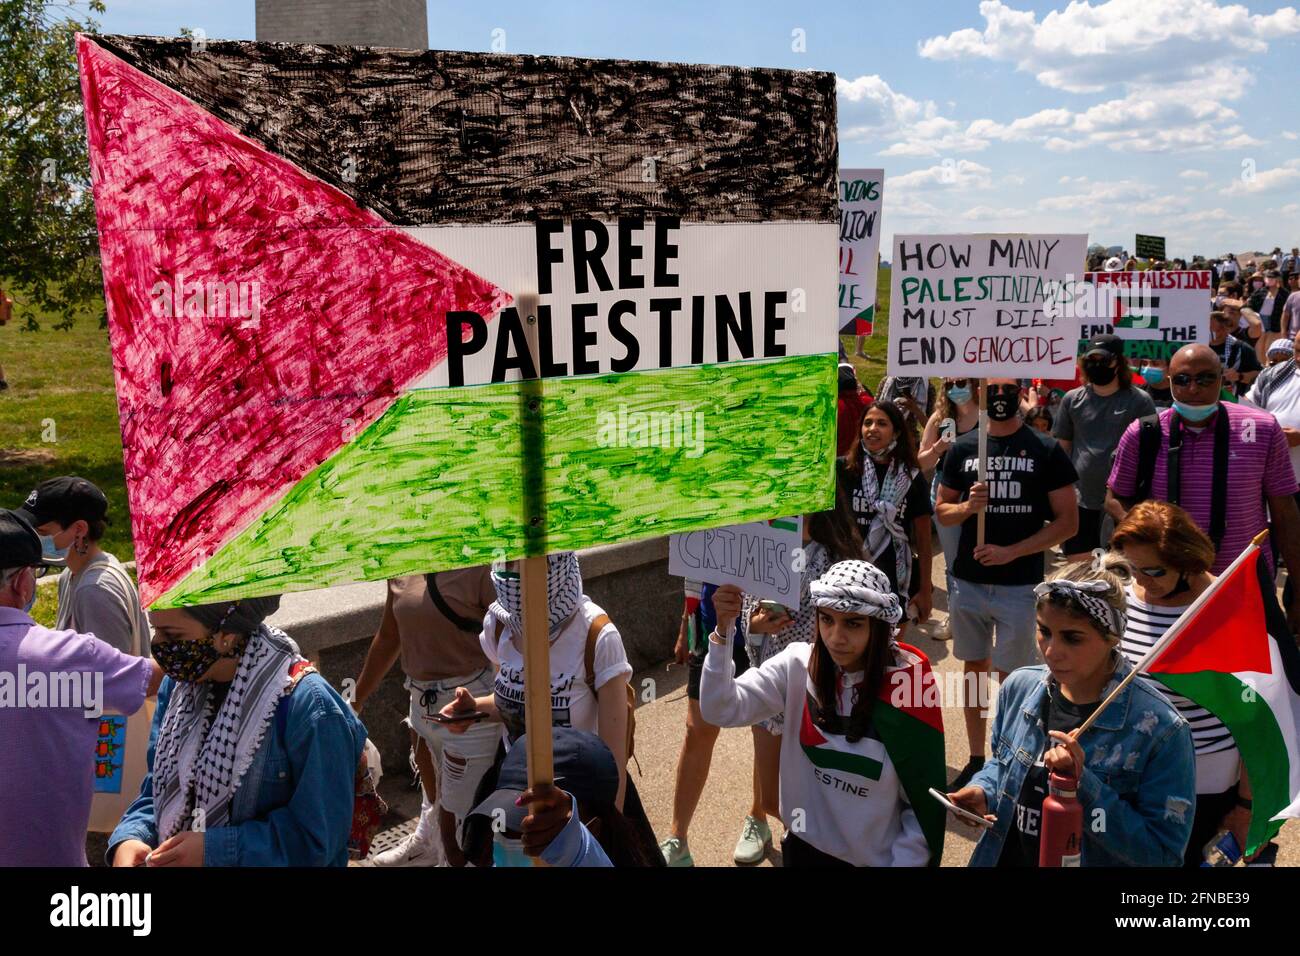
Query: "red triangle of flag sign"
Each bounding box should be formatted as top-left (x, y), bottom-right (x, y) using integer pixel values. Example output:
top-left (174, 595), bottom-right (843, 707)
top-left (1148, 549), bottom-right (1273, 676)
top-left (78, 37), bottom-right (511, 605)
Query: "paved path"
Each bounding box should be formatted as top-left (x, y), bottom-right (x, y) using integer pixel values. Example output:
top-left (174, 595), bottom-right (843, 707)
top-left (366, 551), bottom-right (1297, 867)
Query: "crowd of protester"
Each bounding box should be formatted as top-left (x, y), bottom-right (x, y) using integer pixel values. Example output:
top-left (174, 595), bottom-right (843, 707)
top-left (6, 249), bottom-right (1300, 868)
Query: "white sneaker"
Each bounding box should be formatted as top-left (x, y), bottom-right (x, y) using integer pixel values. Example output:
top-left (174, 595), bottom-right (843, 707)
top-left (733, 815), bottom-right (772, 865)
top-left (358, 829), bottom-right (442, 867)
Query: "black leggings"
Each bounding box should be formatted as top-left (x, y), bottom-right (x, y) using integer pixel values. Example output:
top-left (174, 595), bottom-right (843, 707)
top-left (781, 832), bottom-right (853, 867)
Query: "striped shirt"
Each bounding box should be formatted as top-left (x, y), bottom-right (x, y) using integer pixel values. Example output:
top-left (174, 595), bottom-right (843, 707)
top-left (1121, 586), bottom-right (1240, 793)
top-left (1107, 403), bottom-right (1297, 574)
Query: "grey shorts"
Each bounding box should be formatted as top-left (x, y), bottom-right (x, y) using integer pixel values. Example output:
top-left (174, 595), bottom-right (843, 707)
top-left (948, 577), bottom-right (1039, 674)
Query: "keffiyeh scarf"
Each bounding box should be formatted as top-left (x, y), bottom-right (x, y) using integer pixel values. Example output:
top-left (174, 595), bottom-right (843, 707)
top-left (152, 624), bottom-right (307, 841)
top-left (489, 551), bottom-right (584, 640)
top-left (809, 560), bottom-right (904, 625)
top-left (858, 459), bottom-right (915, 593)
top-left (1033, 579), bottom-right (1127, 638)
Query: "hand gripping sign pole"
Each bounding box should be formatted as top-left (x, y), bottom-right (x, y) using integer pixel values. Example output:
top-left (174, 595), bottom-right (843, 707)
top-left (517, 292), bottom-right (553, 866)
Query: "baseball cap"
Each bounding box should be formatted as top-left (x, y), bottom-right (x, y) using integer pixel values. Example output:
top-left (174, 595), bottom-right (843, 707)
top-left (18, 476), bottom-right (108, 528)
top-left (1084, 333), bottom-right (1125, 360)
top-left (0, 509), bottom-right (49, 571)
top-left (469, 727), bottom-right (619, 833)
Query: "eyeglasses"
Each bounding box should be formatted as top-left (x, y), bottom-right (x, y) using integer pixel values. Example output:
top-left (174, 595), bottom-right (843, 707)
top-left (32, 565), bottom-right (52, 579)
top-left (1170, 372), bottom-right (1221, 388)
top-left (987, 384), bottom-right (1021, 397)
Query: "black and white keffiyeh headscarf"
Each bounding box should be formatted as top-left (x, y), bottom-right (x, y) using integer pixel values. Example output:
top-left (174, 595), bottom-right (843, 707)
top-left (489, 551), bottom-right (584, 638)
top-left (152, 624), bottom-right (307, 842)
top-left (1033, 579), bottom-right (1127, 638)
top-left (809, 560), bottom-right (904, 625)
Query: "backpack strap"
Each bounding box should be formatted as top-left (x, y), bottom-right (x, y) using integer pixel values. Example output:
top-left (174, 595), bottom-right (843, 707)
top-left (1166, 410), bottom-right (1230, 549)
top-left (424, 572), bottom-right (485, 634)
top-left (583, 614), bottom-right (612, 690)
top-left (1133, 413), bottom-right (1162, 504)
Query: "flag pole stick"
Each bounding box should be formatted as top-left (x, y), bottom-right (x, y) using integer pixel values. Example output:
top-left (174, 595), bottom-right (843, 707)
top-left (1073, 530), bottom-right (1270, 738)
top-left (976, 379), bottom-right (987, 546)
top-left (517, 292), bottom-right (553, 865)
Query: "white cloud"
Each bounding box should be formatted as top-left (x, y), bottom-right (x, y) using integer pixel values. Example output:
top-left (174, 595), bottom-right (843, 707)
top-left (891, 159), bottom-right (994, 192)
top-left (1227, 159), bottom-right (1300, 194)
top-left (1179, 170), bottom-right (1210, 179)
top-left (919, 0), bottom-right (1300, 94)
top-left (1284, 131), bottom-right (1300, 141)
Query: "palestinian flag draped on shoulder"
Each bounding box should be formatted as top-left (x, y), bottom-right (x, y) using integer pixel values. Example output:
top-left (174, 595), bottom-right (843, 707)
top-left (797, 642), bottom-right (946, 864)
top-left (1144, 541), bottom-right (1300, 854)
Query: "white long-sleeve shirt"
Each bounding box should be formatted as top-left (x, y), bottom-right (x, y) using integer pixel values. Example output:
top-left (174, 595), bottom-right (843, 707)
top-left (700, 639), bottom-right (929, 866)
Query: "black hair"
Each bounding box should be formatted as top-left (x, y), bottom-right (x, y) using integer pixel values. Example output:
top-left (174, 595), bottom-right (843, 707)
top-left (806, 614), bottom-right (893, 743)
top-left (808, 481), bottom-right (865, 562)
top-left (845, 399), bottom-right (918, 479)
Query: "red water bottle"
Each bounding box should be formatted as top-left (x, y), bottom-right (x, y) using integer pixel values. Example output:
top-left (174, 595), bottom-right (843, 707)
top-left (1039, 770), bottom-right (1083, 867)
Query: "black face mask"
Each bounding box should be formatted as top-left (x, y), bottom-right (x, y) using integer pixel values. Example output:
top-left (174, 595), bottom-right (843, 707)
top-left (1085, 361), bottom-right (1117, 386)
top-left (987, 393), bottom-right (1020, 421)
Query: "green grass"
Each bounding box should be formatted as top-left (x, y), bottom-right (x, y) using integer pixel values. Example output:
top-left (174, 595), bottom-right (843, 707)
top-left (839, 265), bottom-right (891, 393)
top-left (0, 311), bottom-right (133, 561)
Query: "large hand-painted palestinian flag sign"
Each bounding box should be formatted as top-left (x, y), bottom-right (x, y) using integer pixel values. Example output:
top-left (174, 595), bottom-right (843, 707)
top-left (77, 35), bottom-right (839, 608)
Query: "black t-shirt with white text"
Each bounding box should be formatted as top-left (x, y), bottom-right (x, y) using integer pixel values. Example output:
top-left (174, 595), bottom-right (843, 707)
top-left (998, 685), bottom-right (1099, 868)
top-left (938, 424), bottom-right (1077, 587)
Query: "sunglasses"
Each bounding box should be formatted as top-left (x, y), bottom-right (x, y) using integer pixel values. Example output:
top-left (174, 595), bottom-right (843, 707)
top-left (945, 379), bottom-right (971, 390)
top-left (1137, 566), bottom-right (1169, 578)
top-left (1170, 372), bottom-right (1220, 388)
top-left (987, 384), bottom-right (1021, 397)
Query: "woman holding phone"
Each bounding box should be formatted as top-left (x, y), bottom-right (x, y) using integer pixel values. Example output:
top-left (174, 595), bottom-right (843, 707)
top-left (947, 559), bottom-right (1195, 867)
top-left (837, 401), bottom-right (933, 635)
top-left (738, 489), bottom-right (864, 824)
top-left (700, 561), bottom-right (947, 867)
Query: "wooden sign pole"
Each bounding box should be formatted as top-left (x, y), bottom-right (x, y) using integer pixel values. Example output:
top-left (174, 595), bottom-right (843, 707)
top-left (976, 378), bottom-right (988, 546)
top-left (516, 292), bottom-right (553, 865)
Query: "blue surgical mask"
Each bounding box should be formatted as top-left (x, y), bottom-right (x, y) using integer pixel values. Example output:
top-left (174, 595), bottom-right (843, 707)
top-left (40, 534), bottom-right (69, 562)
top-left (1173, 399), bottom-right (1218, 422)
top-left (1141, 367), bottom-right (1165, 386)
top-left (492, 835), bottom-right (531, 868)
top-left (948, 386), bottom-right (972, 404)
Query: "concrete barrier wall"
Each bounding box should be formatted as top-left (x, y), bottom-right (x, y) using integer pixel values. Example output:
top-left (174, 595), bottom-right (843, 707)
top-left (267, 539), bottom-right (682, 768)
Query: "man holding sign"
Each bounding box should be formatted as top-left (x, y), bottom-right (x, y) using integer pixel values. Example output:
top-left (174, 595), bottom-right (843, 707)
top-left (936, 383), bottom-right (1079, 790)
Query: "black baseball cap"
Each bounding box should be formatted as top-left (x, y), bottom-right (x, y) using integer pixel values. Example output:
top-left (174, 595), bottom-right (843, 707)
top-left (1084, 333), bottom-right (1125, 360)
top-left (0, 509), bottom-right (48, 571)
top-left (469, 727), bottom-right (619, 833)
top-left (18, 476), bottom-right (108, 528)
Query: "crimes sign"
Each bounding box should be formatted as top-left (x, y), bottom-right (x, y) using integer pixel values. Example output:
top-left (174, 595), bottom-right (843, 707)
top-left (885, 233), bottom-right (1087, 378)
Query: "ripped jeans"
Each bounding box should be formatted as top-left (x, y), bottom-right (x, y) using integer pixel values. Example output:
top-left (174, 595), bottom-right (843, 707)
top-left (406, 669), bottom-right (500, 822)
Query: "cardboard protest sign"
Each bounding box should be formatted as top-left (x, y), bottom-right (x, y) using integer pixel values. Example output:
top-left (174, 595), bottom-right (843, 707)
top-left (1074, 271), bottom-right (1212, 360)
top-left (885, 234), bottom-right (1087, 378)
top-left (839, 169), bottom-right (884, 337)
top-left (1135, 234), bottom-right (1166, 260)
top-left (78, 35), bottom-right (839, 607)
top-left (668, 517), bottom-right (803, 606)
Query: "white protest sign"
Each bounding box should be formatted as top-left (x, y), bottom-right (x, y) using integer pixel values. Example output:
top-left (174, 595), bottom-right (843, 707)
top-left (668, 516), bottom-right (803, 606)
top-left (886, 233), bottom-right (1087, 378)
top-left (839, 169), bottom-right (884, 337)
top-left (1071, 271), bottom-right (1212, 361)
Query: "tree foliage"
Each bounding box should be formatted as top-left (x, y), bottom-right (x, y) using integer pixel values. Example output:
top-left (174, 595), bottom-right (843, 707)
top-left (0, 1), bottom-right (106, 330)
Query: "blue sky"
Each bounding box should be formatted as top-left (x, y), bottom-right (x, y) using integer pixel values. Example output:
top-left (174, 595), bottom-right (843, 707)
top-left (88, 0), bottom-right (1300, 258)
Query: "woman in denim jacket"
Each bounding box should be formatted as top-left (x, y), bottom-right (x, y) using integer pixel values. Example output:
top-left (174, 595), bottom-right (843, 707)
top-left (948, 558), bottom-right (1195, 866)
top-left (107, 597), bottom-right (367, 867)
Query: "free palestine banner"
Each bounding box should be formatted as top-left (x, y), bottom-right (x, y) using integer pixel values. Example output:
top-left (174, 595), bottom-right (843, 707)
top-left (78, 35), bottom-right (840, 607)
